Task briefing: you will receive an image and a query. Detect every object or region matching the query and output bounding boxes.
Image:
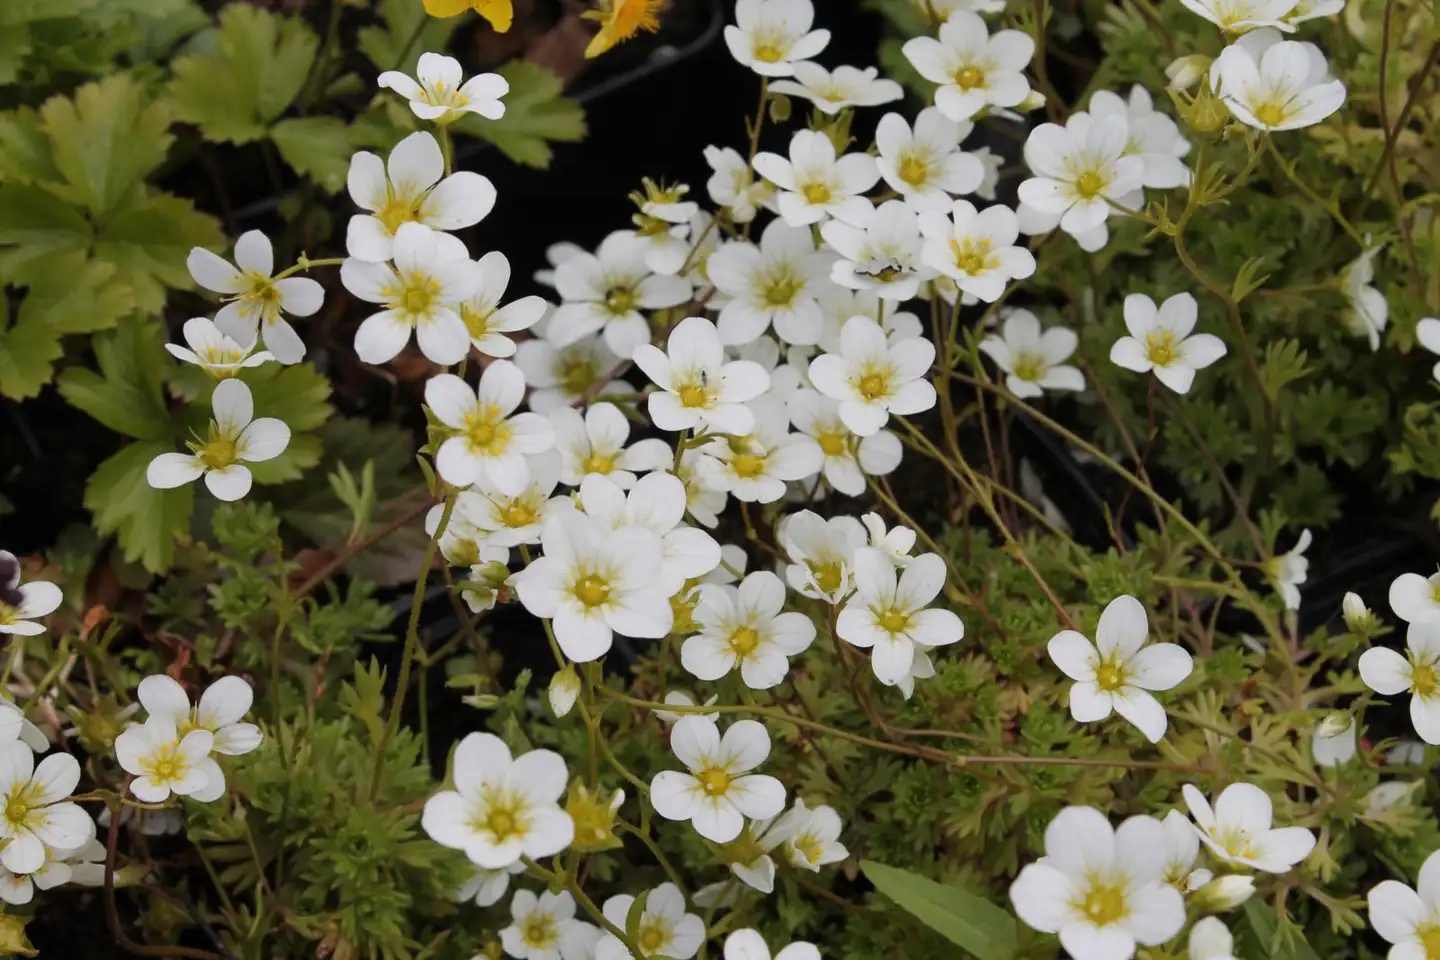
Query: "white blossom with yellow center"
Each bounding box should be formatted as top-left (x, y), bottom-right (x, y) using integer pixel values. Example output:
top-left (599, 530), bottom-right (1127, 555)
top-left (377, 52), bottom-right (509, 124)
top-left (187, 230), bottom-right (324, 365)
top-left (146, 379), bottom-right (291, 502)
top-left (682, 570), bottom-right (815, 689)
top-left (752, 130), bottom-right (879, 228)
top-left (1367, 848), bottom-right (1440, 960)
top-left (114, 717), bottom-right (218, 804)
top-left (919, 198), bottom-right (1035, 303)
top-left (875, 107), bottom-right (986, 214)
top-left (595, 883), bottom-right (705, 960)
top-left (1181, 782), bottom-right (1316, 873)
top-left (1178, 0), bottom-right (1298, 33)
top-left (837, 548), bottom-right (964, 688)
top-left (1210, 28), bottom-right (1345, 131)
top-left (548, 402), bottom-right (671, 490)
top-left (0, 743), bottom-right (92, 875)
top-left (500, 889), bottom-right (582, 960)
top-left (722, 0), bottom-right (831, 78)
top-left (426, 362), bottom-right (556, 495)
top-left (633, 316), bottom-right (772, 435)
top-left (978, 309), bottom-right (1085, 399)
top-left (1361, 619), bottom-right (1440, 744)
top-left (767, 62), bottom-right (902, 115)
top-left (786, 389), bottom-right (902, 497)
top-left (651, 716), bottom-right (786, 843)
top-left (778, 510), bottom-right (866, 604)
top-left (695, 397), bottom-right (823, 504)
top-left (901, 11), bottom-right (1034, 121)
top-left (1018, 114), bottom-right (1146, 240)
top-left (1109, 292), bottom-right (1228, 395)
top-left (165, 318), bottom-right (273, 378)
top-left (807, 315), bottom-right (937, 437)
top-left (706, 219), bottom-right (833, 346)
top-left (546, 230), bottom-right (693, 359)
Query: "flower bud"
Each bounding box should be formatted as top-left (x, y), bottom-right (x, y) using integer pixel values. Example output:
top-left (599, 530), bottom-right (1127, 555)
top-left (1192, 874), bottom-right (1255, 912)
top-left (1166, 54), bottom-right (1211, 91)
top-left (1313, 712), bottom-right (1357, 767)
top-left (1343, 592), bottom-right (1377, 634)
top-left (548, 666), bottom-right (580, 718)
top-left (567, 784), bottom-right (624, 852)
top-left (1183, 86), bottom-right (1230, 135)
top-left (1016, 89), bottom-right (1046, 113)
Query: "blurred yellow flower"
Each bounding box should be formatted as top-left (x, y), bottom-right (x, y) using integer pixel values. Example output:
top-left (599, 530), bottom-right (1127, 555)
top-left (423, 0), bottom-right (514, 32)
top-left (584, 0), bottom-right (663, 59)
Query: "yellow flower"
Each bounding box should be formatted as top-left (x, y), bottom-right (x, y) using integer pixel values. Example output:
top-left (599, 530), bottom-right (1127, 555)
top-left (584, 0), bottom-right (664, 59)
top-left (423, 0), bottom-right (514, 33)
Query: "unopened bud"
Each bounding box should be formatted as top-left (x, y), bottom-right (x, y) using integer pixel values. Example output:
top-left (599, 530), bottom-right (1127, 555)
top-left (1016, 89), bottom-right (1046, 113)
top-left (1343, 592), bottom-right (1377, 634)
top-left (1166, 54), bottom-right (1211, 91)
top-left (1313, 711), bottom-right (1358, 767)
top-left (1193, 874), bottom-right (1255, 912)
top-left (1183, 86), bottom-right (1230, 134)
top-left (548, 666), bottom-right (580, 718)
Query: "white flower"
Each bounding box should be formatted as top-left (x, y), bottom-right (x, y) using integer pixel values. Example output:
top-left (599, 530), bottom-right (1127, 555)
top-left (187, 231), bottom-right (323, 364)
top-left (458, 862), bottom-right (525, 907)
top-left (767, 63), bottom-right (902, 114)
top-left (823, 200), bottom-right (932, 302)
top-left (572, 472), bottom-right (721, 596)
top-left (0, 836), bottom-right (105, 904)
top-left (1390, 571), bottom-right (1440, 623)
top-left (1109, 293), bottom-right (1227, 395)
top-left (549, 402), bottom-right (670, 489)
top-left (683, 571), bottom-right (815, 689)
top-left (1019, 115), bottom-right (1145, 238)
top-left (1415, 318), bottom-right (1440, 381)
top-left (421, 733), bottom-right (573, 868)
top-left (501, 889), bottom-right (580, 960)
top-left (595, 883), bottom-right (705, 960)
top-left (147, 379), bottom-right (290, 502)
top-left (753, 130), bottom-right (879, 228)
top-left (807, 316), bottom-right (937, 436)
top-left (1341, 243), bottom-right (1387, 350)
top-left (1088, 87), bottom-right (1191, 190)
top-left (1159, 809), bottom-right (1211, 892)
top-left (875, 108), bottom-right (985, 213)
top-left (137, 675), bottom-right (262, 757)
top-left (651, 716), bottom-right (786, 842)
top-left (0, 743), bottom-right (91, 875)
top-left (779, 510), bottom-right (867, 603)
top-left (1210, 28), bottom-right (1345, 131)
top-left (114, 717), bottom-right (217, 803)
top-left (1181, 782), bottom-right (1316, 872)
top-left (378, 53), bottom-right (508, 123)
top-left (461, 252), bottom-right (548, 358)
top-left (1192, 875), bottom-right (1255, 912)
top-left (706, 219), bottom-right (834, 346)
top-left (1312, 712), bottom-right (1357, 767)
top-left (674, 448), bottom-right (729, 528)
top-left (655, 690), bottom-right (719, 725)
top-left (345, 131), bottom-right (496, 262)
top-left (165, 318), bottom-right (272, 377)
top-left (699, 397), bottom-right (823, 503)
top-left (786, 390), bottom-right (901, 496)
top-left (838, 549), bottom-right (963, 687)
top-left (1283, 0), bottom-right (1344, 22)
top-left (633, 316), bottom-right (772, 435)
top-left (861, 513), bottom-right (915, 566)
top-left (723, 930), bottom-right (819, 960)
top-left (1010, 807), bottom-right (1185, 960)
top-left (1047, 595), bottom-right (1193, 743)
top-left (723, 0), bottom-right (831, 77)
top-left (1367, 847), bottom-right (1440, 960)
top-left (547, 231), bottom-right (693, 358)
top-left (776, 798), bottom-right (848, 871)
top-left (515, 333), bottom-right (627, 413)
top-left (704, 146), bottom-right (772, 225)
top-left (1268, 528), bottom-right (1311, 611)
top-left (1360, 620), bottom-right (1440, 744)
top-left (1179, 0), bottom-right (1297, 33)
top-left (510, 511), bottom-right (672, 662)
top-left (341, 222), bottom-right (481, 365)
top-left (1188, 917), bottom-right (1238, 960)
top-left (918, 199), bottom-right (1035, 302)
top-left (901, 11), bottom-right (1034, 122)
top-left (978, 309), bottom-right (1084, 398)
top-left (0, 553), bottom-right (62, 638)
top-left (426, 364), bottom-right (556, 494)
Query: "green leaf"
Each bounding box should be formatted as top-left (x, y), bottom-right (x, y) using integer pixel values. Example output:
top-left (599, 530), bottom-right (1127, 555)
top-left (39, 74), bottom-right (173, 216)
top-left (56, 316), bottom-right (171, 440)
top-left (94, 189), bottom-right (223, 310)
top-left (85, 439), bottom-right (194, 573)
top-left (240, 362), bottom-right (333, 432)
top-left (860, 860), bottom-right (1018, 960)
top-left (166, 5), bottom-right (317, 144)
top-left (271, 116), bottom-right (354, 193)
top-left (0, 184), bottom-right (92, 273)
top-left (0, 29), bottom-right (32, 88)
top-left (357, 0), bottom-right (459, 75)
top-left (339, 658), bottom-right (388, 746)
top-left (0, 108), bottom-right (63, 185)
top-left (245, 433), bottom-right (323, 486)
top-left (456, 62), bottom-right (586, 169)
top-left (1243, 899), bottom-right (1322, 960)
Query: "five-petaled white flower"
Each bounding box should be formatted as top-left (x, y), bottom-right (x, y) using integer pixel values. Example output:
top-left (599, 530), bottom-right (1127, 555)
top-left (779, 510), bottom-right (867, 603)
top-left (775, 797), bottom-right (849, 871)
top-left (510, 511), bottom-right (672, 662)
top-left (823, 200), bottom-right (931, 302)
top-left (147, 379), bottom-right (290, 502)
top-left (515, 332), bottom-right (628, 414)
top-left (1367, 847), bottom-right (1440, 960)
top-left (1019, 115), bottom-right (1146, 238)
top-left (1179, 0), bottom-right (1298, 33)
top-left (706, 219), bottom-right (834, 346)
top-left (1182, 782), bottom-right (1316, 873)
top-left (421, 733), bottom-right (574, 868)
top-left (114, 717), bottom-right (218, 803)
top-left (723, 0), bottom-right (831, 77)
top-left (838, 549), bottom-right (963, 687)
top-left (0, 743), bottom-right (91, 875)
top-left (137, 675), bottom-right (262, 759)
top-left (901, 11), bottom-right (1034, 122)
top-left (1047, 594), bottom-right (1193, 743)
top-left (697, 396), bottom-right (823, 503)
top-left (342, 222), bottom-right (482, 366)
top-left (595, 883), bottom-right (706, 960)
top-left (1360, 620), bottom-right (1440, 744)
top-left (345, 131), bottom-right (496, 262)
top-left (768, 63), bottom-right (902, 115)
top-left (500, 889), bottom-right (581, 960)
top-left (1088, 87), bottom-right (1191, 190)
top-left (723, 930), bottom-right (820, 960)
top-left (1010, 806), bottom-right (1185, 960)
top-left (786, 390), bottom-right (902, 496)
top-left (1109, 292), bottom-right (1227, 395)
top-left (572, 472), bottom-right (722, 597)
top-left (187, 231), bottom-right (324, 365)
top-left (166, 318), bottom-right (272, 377)
top-left (979, 309), bottom-right (1085, 398)
top-left (918, 199), bottom-right (1035, 302)
top-left (633, 316), bottom-right (772, 436)
top-left (875, 108), bottom-right (986, 214)
top-left (548, 231), bottom-right (693, 358)
top-left (426, 364), bottom-right (556, 494)
top-left (0, 553), bottom-right (62, 638)
top-left (683, 571), bottom-right (816, 689)
top-left (1389, 570), bottom-right (1440, 624)
top-left (548, 402), bottom-right (670, 489)
top-left (753, 130), bottom-right (879, 228)
top-left (808, 316), bottom-right (937, 436)
top-left (651, 716), bottom-right (786, 843)
top-left (378, 53), bottom-right (508, 123)
top-left (1210, 28), bottom-right (1345, 131)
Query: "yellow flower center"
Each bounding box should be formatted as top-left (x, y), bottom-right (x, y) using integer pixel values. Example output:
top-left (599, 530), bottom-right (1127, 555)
top-left (731, 453), bottom-right (767, 478)
top-left (818, 430), bottom-right (848, 456)
top-left (473, 795), bottom-right (530, 843)
top-left (1011, 352), bottom-right (1045, 383)
top-left (1146, 330), bottom-right (1178, 366)
top-left (463, 407), bottom-right (512, 454)
top-left (950, 238), bottom-right (992, 275)
top-left (753, 40), bottom-right (785, 63)
top-left (792, 832), bottom-right (825, 865)
top-left (376, 194), bottom-right (423, 235)
top-left (582, 452), bottom-right (615, 474)
top-left (857, 372), bottom-right (890, 401)
top-left (763, 274), bottom-right (804, 307)
top-left (461, 303), bottom-right (494, 339)
top-left (559, 355), bottom-right (601, 395)
top-left (1417, 924), bottom-right (1440, 960)
top-left (638, 924), bottom-right (667, 953)
top-left (1095, 661), bottom-right (1126, 692)
top-left (809, 561), bottom-right (844, 595)
top-left (897, 152), bottom-right (929, 186)
top-left (1212, 826), bottom-right (1255, 859)
top-left (0, 604), bottom-right (16, 628)
top-left (1413, 661), bottom-right (1439, 698)
top-left (143, 745), bottom-right (188, 785)
top-left (603, 285), bottom-right (637, 315)
top-left (200, 346), bottom-right (243, 366)
top-left (3, 784), bottom-right (37, 828)
top-left (197, 432), bottom-right (240, 471)
top-left (697, 766), bottom-right (732, 796)
top-left (1253, 101), bottom-right (1288, 127)
top-left (953, 65), bottom-right (985, 90)
top-left (1077, 881), bottom-right (1127, 926)
top-left (521, 917), bottom-right (556, 948)
top-left (677, 383), bottom-right (711, 409)
top-left (499, 499), bottom-right (539, 528)
top-left (876, 607), bottom-right (909, 634)
top-left (729, 627), bottom-right (761, 658)
top-left (802, 181), bottom-right (832, 205)
top-left (1074, 170), bottom-right (1107, 200)
top-left (394, 274), bottom-right (440, 316)
top-left (574, 575), bottom-right (611, 608)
